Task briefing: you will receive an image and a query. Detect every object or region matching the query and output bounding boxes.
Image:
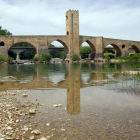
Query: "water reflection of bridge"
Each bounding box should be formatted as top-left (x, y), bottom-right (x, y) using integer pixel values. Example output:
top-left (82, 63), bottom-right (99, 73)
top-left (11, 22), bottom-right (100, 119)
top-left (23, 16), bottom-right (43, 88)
top-left (0, 63), bottom-right (129, 90)
top-left (0, 63), bottom-right (134, 115)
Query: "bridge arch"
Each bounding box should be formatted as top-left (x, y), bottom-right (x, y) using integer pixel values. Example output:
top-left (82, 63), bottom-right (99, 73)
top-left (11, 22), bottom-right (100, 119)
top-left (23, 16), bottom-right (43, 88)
top-left (0, 41), bottom-right (5, 46)
top-left (9, 41), bottom-right (37, 51)
top-left (8, 42), bottom-right (37, 60)
top-left (104, 44), bottom-right (122, 57)
top-left (48, 39), bottom-right (69, 53)
top-left (48, 39), bottom-right (69, 59)
top-left (80, 40), bottom-right (96, 59)
top-left (130, 45), bottom-right (140, 53)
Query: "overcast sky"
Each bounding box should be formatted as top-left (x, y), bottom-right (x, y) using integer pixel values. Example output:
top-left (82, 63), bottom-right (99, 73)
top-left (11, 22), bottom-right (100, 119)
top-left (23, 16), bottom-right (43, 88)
top-left (0, 0), bottom-right (140, 43)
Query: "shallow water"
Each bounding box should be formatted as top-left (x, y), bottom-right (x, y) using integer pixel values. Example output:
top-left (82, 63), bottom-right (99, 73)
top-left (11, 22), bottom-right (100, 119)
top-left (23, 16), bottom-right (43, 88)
top-left (0, 62), bottom-right (140, 139)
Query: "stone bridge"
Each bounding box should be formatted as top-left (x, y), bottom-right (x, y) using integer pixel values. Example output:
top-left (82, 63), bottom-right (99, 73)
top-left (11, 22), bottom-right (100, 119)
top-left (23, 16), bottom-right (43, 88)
top-left (0, 10), bottom-right (140, 60)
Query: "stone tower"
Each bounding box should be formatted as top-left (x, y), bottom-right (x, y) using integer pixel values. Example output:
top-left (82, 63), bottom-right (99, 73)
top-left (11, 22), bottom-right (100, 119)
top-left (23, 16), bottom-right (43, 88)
top-left (66, 10), bottom-right (79, 56)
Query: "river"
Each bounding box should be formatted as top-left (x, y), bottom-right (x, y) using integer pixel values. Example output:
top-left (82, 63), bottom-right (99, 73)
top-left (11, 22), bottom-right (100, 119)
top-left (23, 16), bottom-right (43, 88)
top-left (0, 62), bottom-right (140, 140)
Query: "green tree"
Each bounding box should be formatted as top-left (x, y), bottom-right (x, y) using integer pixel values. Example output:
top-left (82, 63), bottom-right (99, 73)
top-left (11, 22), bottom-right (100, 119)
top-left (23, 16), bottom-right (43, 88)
top-left (11, 42), bottom-right (33, 47)
top-left (0, 56), bottom-right (4, 61)
top-left (50, 50), bottom-right (61, 58)
top-left (20, 50), bottom-right (36, 60)
top-left (0, 26), bottom-right (12, 35)
top-left (71, 54), bottom-right (80, 61)
top-left (80, 46), bottom-right (91, 59)
top-left (8, 51), bottom-right (16, 59)
top-left (40, 52), bottom-right (52, 62)
top-left (49, 44), bottom-right (55, 47)
top-left (33, 57), bottom-right (40, 61)
top-left (60, 51), bottom-right (66, 59)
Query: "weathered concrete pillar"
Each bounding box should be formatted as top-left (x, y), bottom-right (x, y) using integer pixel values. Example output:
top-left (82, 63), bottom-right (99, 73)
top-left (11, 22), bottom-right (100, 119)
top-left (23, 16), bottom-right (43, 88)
top-left (0, 46), bottom-right (8, 59)
top-left (16, 53), bottom-right (20, 60)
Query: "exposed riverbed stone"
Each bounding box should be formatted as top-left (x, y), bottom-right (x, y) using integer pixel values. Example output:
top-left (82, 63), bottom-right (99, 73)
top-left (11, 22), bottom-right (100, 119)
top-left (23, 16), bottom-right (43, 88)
top-left (40, 137), bottom-right (47, 140)
top-left (53, 104), bottom-right (62, 107)
top-left (31, 130), bottom-right (41, 135)
top-left (29, 108), bottom-right (36, 114)
top-left (22, 94), bottom-right (28, 97)
top-left (122, 71), bottom-right (140, 74)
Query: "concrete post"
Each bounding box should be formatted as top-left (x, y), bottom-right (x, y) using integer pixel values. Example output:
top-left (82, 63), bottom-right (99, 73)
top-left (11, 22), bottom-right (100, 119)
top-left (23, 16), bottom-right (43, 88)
top-left (16, 53), bottom-right (20, 60)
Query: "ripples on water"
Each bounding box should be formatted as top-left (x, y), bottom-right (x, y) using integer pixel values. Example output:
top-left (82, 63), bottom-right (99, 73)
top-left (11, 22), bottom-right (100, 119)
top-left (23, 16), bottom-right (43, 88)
top-left (0, 62), bottom-right (140, 139)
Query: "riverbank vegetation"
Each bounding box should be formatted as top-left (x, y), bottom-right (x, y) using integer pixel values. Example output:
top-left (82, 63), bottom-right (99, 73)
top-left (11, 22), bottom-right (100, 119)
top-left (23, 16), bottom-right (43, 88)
top-left (104, 51), bottom-right (115, 60)
top-left (0, 56), bottom-right (4, 61)
top-left (71, 54), bottom-right (80, 61)
top-left (104, 51), bottom-right (140, 61)
top-left (0, 56), bottom-right (14, 64)
top-left (33, 52), bottom-right (52, 62)
top-left (50, 50), bottom-right (66, 59)
top-left (80, 46), bottom-right (91, 59)
top-left (114, 53), bottom-right (140, 60)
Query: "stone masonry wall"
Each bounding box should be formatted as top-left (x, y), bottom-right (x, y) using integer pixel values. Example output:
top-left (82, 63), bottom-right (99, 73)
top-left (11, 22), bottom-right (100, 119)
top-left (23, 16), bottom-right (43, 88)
top-left (0, 46), bottom-right (8, 59)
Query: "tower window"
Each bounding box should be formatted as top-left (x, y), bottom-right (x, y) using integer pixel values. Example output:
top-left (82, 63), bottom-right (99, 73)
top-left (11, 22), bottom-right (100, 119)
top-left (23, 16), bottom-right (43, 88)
top-left (67, 31), bottom-right (69, 36)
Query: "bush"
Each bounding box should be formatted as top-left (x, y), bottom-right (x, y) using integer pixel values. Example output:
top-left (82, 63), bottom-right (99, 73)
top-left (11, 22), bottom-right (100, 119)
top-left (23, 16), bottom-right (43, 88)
top-left (60, 51), bottom-right (66, 59)
top-left (71, 54), bottom-right (80, 61)
top-left (130, 53), bottom-right (140, 59)
top-left (40, 52), bottom-right (52, 62)
top-left (33, 57), bottom-right (40, 61)
top-left (114, 53), bottom-right (140, 60)
top-left (80, 47), bottom-right (91, 59)
top-left (104, 53), bottom-right (115, 60)
top-left (0, 56), bottom-right (4, 61)
top-left (6, 57), bottom-right (14, 61)
top-left (50, 50), bottom-right (61, 58)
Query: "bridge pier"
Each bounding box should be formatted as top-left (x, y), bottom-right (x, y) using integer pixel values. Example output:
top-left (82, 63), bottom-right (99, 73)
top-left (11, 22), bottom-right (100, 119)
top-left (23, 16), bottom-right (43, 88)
top-left (0, 46), bottom-right (8, 59)
top-left (121, 46), bottom-right (130, 57)
top-left (37, 45), bottom-right (48, 57)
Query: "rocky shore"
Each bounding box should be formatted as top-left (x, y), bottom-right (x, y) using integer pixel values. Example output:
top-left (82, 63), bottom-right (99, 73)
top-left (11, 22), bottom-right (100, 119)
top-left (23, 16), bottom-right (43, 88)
top-left (0, 90), bottom-right (54, 140)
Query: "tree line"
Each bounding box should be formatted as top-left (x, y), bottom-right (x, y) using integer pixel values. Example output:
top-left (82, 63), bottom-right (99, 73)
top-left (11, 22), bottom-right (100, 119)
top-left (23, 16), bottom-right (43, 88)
top-left (0, 26), bottom-right (12, 35)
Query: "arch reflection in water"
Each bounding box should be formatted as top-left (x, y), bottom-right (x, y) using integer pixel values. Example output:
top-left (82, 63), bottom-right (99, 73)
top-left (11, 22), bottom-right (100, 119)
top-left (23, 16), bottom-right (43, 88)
top-left (66, 63), bottom-right (81, 115)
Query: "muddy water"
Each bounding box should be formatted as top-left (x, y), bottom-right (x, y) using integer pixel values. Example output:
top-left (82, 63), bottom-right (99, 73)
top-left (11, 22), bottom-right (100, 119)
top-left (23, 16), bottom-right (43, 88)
top-left (0, 62), bottom-right (140, 140)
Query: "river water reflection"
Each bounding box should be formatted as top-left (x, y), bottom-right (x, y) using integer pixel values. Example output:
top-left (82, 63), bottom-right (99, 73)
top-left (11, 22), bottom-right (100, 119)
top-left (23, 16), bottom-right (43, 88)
top-left (0, 62), bottom-right (140, 139)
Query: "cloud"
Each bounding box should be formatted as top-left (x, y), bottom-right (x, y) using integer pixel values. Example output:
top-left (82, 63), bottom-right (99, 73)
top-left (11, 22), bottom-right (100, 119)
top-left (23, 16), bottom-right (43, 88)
top-left (0, 0), bottom-right (140, 43)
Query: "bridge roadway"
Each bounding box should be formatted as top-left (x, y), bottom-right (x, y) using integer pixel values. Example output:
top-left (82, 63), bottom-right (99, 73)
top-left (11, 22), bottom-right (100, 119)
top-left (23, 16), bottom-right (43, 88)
top-left (9, 47), bottom-right (64, 51)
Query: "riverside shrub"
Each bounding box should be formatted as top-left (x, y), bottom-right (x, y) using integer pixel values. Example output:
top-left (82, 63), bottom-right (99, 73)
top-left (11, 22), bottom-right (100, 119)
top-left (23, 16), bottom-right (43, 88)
top-left (104, 53), bottom-right (115, 60)
top-left (33, 57), bottom-right (40, 61)
top-left (40, 52), bottom-right (52, 62)
top-left (71, 54), bottom-right (80, 61)
top-left (0, 56), bottom-right (4, 61)
top-left (80, 47), bottom-right (91, 59)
